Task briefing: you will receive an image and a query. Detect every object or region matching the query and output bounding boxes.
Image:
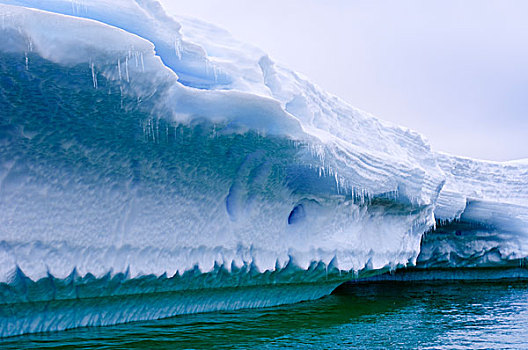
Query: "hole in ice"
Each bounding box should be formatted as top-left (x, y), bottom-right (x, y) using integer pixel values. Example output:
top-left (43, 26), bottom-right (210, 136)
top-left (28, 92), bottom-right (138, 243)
top-left (288, 204), bottom-right (306, 225)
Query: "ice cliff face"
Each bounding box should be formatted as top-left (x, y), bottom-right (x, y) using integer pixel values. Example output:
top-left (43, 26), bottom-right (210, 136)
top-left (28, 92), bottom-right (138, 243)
top-left (419, 155), bottom-right (528, 268)
top-left (0, 0), bottom-right (526, 337)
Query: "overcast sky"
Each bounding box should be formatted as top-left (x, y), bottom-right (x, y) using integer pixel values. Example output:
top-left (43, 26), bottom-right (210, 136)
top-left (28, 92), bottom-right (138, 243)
top-left (162, 1), bottom-right (528, 161)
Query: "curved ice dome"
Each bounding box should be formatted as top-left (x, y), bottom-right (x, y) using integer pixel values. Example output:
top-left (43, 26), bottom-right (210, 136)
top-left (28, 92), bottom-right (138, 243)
top-left (0, 0), bottom-right (527, 337)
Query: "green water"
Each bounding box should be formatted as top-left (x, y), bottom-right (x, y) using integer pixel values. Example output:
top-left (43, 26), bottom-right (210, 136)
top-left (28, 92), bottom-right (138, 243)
top-left (3, 281), bottom-right (527, 349)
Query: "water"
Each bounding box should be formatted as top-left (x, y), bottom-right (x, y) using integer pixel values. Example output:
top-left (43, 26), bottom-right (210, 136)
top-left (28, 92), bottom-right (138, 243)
top-left (3, 281), bottom-right (527, 349)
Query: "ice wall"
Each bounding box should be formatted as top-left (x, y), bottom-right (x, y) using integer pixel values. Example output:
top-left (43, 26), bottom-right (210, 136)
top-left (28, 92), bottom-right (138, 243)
top-left (0, 2), bottom-right (442, 282)
top-left (420, 154), bottom-right (528, 268)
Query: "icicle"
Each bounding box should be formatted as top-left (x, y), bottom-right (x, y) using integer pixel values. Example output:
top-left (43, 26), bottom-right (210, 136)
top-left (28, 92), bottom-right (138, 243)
top-left (70, 0), bottom-right (84, 15)
top-left (24, 51), bottom-right (28, 70)
top-left (125, 56), bottom-right (130, 82)
top-left (212, 65), bottom-right (218, 82)
top-left (91, 62), bottom-right (98, 88)
top-left (157, 119), bottom-right (161, 143)
top-left (174, 39), bottom-right (182, 60)
top-left (140, 53), bottom-right (145, 72)
top-left (117, 59), bottom-right (122, 81)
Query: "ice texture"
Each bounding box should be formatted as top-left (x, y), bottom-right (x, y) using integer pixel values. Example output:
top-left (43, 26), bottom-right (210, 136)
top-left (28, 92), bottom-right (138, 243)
top-left (419, 154), bottom-right (528, 268)
top-left (0, 0), bottom-right (526, 337)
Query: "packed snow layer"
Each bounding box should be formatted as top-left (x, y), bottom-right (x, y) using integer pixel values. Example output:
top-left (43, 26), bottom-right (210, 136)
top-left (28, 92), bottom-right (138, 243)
top-left (0, 0), bottom-right (527, 337)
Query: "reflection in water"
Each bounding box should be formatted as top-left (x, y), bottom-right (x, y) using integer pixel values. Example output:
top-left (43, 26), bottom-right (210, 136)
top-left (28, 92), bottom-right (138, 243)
top-left (3, 281), bottom-right (528, 349)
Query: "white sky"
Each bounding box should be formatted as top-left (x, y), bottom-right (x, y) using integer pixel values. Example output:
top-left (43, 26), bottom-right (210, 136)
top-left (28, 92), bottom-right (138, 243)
top-left (161, 0), bottom-right (528, 161)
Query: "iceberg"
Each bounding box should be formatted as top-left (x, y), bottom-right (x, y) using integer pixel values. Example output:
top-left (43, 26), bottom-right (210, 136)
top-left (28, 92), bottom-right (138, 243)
top-left (0, 0), bottom-right (526, 337)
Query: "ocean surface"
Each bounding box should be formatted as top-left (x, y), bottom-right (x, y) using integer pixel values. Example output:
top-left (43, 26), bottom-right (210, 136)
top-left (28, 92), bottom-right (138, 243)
top-left (3, 280), bottom-right (527, 349)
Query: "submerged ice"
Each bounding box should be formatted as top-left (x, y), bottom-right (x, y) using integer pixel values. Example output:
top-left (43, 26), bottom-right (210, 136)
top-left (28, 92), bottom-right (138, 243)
top-left (0, 0), bottom-right (527, 337)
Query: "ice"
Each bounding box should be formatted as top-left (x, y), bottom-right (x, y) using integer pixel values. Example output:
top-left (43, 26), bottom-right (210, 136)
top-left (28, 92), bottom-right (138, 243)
top-left (420, 154), bottom-right (528, 268)
top-left (0, 0), bottom-right (526, 337)
top-left (1, 275), bottom-right (343, 337)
